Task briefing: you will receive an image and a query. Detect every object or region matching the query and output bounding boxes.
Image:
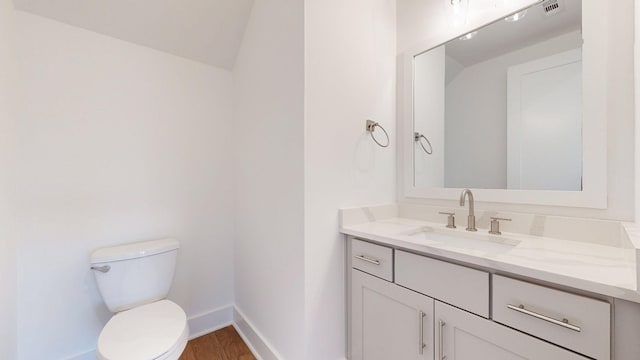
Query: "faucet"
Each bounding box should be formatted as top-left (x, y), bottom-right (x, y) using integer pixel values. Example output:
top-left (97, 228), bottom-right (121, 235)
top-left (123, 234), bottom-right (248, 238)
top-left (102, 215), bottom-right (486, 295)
top-left (459, 189), bottom-right (477, 232)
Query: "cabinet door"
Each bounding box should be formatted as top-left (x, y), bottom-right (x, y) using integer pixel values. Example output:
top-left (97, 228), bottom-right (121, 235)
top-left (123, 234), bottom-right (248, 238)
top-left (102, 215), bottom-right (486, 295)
top-left (434, 301), bottom-right (589, 360)
top-left (352, 269), bottom-right (434, 360)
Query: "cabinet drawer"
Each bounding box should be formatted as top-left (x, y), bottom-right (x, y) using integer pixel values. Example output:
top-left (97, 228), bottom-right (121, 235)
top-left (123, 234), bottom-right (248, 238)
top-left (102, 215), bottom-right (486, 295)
top-left (351, 239), bottom-right (393, 281)
top-left (493, 275), bottom-right (610, 360)
top-left (436, 301), bottom-right (589, 360)
top-left (395, 250), bottom-right (489, 317)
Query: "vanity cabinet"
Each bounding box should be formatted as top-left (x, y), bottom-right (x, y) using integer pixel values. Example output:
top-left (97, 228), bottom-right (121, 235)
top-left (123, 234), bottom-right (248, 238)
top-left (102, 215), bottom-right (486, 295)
top-left (348, 237), bottom-right (611, 360)
top-left (395, 250), bottom-right (489, 318)
top-left (352, 238), bottom-right (394, 281)
top-left (351, 269), bottom-right (434, 360)
top-left (493, 275), bottom-right (610, 360)
top-left (435, 301), bottom-right (589, 360)
top-left (351, 267), bottom-right (588, 360)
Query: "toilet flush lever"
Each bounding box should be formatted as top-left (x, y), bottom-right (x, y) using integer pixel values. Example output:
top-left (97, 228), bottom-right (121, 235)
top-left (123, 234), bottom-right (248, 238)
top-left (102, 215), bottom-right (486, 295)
top-left (90, 265), bottom-right (111, 273)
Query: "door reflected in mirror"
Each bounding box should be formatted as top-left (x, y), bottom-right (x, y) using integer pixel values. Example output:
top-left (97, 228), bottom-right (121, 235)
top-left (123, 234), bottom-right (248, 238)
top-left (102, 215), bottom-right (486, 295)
top-left (413, 0), bottom-right (582, 191)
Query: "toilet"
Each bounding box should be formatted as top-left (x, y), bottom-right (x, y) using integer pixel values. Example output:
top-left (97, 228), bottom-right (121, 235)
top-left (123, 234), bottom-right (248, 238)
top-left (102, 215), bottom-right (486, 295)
top-left (90, 238), bottom-right (189, 360)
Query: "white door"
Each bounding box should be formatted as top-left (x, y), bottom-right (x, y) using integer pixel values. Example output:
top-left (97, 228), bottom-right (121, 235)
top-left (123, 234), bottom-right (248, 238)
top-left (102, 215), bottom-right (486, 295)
top-left (435, 301), bottom-right (589, 360)
top-left (507, 48), bottom-right (582, 191)
top-left (351, 269), bottom-right (435, 360)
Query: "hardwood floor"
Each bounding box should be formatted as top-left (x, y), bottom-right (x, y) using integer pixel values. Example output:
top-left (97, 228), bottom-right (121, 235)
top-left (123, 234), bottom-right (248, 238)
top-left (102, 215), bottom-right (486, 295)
top-left (179, 326), bottom-right (256, 360)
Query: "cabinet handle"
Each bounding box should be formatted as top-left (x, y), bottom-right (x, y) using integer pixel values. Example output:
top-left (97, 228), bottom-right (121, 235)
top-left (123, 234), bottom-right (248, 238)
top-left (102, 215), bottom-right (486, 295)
top-left (507, 304), bottom-right (581, 332)
top-left (419, 311), bottom-right (426, 354)
top-left (438, 320), bottom-right (446, 360)
top-left (354, 255), bottom-right (381, 265)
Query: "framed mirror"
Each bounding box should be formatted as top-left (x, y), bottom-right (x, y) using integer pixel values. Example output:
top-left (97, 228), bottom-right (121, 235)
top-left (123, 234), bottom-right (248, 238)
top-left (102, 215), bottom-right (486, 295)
top-left (399, 0), bottom-right (607, 208)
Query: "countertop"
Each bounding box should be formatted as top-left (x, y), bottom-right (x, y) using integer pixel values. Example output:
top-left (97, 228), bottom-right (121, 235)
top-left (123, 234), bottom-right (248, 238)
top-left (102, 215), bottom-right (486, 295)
top-left (341, 216), bottom-right (640, 303)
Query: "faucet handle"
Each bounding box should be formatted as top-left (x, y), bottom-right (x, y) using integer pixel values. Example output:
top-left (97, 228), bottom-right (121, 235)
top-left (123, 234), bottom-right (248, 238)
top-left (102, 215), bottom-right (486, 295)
top-left (489, 217), bottom-right (512, 235)
top-left (439, 212), bottom-right (456, 229)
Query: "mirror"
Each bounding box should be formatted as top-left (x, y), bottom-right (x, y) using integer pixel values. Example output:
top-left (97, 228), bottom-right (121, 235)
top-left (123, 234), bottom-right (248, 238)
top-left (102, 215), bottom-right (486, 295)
top-left (412, 0), bottom-right (583, 191)
top-left (400, 0), bottom-right (606, 208)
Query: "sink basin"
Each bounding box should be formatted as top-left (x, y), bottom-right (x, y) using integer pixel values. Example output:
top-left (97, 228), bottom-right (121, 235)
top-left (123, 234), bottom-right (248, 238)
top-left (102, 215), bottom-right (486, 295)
top-left (404, 227), bottom-right (520, 253)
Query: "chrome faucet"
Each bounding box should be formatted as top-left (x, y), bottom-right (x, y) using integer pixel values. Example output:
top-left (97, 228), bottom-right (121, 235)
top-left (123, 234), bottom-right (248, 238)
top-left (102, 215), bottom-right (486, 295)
top-left (459, 189), bottom-right (477, 232)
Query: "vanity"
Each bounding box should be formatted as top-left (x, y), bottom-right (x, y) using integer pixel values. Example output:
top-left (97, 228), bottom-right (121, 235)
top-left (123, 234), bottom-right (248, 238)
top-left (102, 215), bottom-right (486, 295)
top-left (341, 203), bottom-right (640, 360)
top-left (342, 0), bottom-right (639, 358)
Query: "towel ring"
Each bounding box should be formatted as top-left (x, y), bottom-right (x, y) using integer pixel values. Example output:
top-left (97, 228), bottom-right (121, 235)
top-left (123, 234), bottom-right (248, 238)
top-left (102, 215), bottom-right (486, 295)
top-left (366, 120), bottom-right (390, 148)
top-left (414, 132), bottom-right (433, 155)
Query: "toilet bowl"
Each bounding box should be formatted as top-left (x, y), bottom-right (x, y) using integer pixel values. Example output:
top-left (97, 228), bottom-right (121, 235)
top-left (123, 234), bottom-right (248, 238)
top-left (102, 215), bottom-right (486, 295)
top-left (91, 239), bottom-right (189, 360)
top-left (97, 300), bottom-right (188, 360)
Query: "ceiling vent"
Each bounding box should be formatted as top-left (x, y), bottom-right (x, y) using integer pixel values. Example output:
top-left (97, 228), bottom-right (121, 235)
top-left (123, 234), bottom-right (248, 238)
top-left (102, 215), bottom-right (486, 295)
top-left (541, 0), bottom-right (563, 17)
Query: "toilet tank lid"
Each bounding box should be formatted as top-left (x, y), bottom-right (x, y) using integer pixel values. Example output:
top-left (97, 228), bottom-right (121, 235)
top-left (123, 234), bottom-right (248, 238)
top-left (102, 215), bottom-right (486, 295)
top-left (91, 238), bottom-right (179, 263)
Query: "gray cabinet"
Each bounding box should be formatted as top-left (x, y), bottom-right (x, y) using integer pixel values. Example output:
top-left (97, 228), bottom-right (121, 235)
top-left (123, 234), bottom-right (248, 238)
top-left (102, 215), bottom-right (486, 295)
top-left (492, 275), bottom-right (610, 360)
top-left (351, 269), bottom-right (434, 360)
top-left (435, 301), bottom-right (589, 360)
top-left (395, 250), bottom-right (490, 318)
top-left (348, 237), bottom-right (610, 359)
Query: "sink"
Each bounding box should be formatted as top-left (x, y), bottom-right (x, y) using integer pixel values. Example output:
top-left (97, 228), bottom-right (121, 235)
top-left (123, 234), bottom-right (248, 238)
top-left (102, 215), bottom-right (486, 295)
top-left (403, 227), bottom-right (520, 253)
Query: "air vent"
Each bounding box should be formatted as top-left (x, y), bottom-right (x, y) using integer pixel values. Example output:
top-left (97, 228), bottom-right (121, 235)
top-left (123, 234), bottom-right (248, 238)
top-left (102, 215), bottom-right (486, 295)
top-left (541, 0), bottom-right (563, 17)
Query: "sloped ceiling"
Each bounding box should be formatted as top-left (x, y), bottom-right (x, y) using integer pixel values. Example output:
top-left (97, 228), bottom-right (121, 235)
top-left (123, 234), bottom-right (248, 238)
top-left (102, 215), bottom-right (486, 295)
top-left (13, 0), bottom-right (254, 69)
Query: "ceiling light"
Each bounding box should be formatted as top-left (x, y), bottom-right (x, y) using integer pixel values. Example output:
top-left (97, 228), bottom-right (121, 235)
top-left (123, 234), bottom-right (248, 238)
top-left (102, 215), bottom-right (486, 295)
top-left (459, 31), bottom-right (478, 41)
top-left (445, 0), bottom-right (470, 28)
top-left (505, 9), bottom-right (528, 22)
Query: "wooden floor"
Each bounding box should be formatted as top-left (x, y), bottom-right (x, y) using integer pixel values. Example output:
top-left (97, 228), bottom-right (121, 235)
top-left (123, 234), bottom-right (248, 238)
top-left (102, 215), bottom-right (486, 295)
top-left (180, 326), bottom-right (256, 360)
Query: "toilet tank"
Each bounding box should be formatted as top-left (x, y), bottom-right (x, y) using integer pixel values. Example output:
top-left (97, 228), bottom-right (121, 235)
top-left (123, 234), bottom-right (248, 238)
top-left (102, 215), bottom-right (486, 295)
top-left (91, 238), bottom-right (179, 313)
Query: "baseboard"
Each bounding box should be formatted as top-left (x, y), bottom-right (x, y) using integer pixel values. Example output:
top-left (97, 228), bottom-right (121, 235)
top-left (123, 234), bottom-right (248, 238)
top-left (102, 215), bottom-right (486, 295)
top-left (233, 306), bottom-right (282, 360)
top-left (188, 304), bottom-right (234, 339)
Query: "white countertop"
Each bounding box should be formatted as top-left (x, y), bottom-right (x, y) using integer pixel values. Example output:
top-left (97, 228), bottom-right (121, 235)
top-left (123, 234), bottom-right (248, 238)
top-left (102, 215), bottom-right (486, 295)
top-left (341, 215), bottom-right (640, 303)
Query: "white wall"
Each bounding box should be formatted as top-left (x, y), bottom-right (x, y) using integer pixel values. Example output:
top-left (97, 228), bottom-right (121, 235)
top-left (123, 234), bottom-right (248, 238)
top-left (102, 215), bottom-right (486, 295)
top-left (637, 0), bottom-right (640, 224)
top-left (304, 0), bottom-right (396, 358)
top-left (15, 12), bottom-right (235, 359)
top-left (0, 1), bottom-right (17, 359)
top-left (232, 0), bottom-right (306, 359)
top-left (444, 31), bottom-right (582, 189)
top-left (399, 0), bottom-right (635, 221)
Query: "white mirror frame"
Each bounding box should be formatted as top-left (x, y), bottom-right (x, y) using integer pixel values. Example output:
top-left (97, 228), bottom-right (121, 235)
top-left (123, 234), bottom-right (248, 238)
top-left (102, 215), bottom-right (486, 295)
top-left (398, 0), bottom-right (607, 209)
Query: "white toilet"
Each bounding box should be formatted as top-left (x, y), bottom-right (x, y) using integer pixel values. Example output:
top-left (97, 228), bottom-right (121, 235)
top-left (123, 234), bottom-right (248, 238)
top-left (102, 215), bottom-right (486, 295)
top-left (90, 238), bottom-right (189, 360)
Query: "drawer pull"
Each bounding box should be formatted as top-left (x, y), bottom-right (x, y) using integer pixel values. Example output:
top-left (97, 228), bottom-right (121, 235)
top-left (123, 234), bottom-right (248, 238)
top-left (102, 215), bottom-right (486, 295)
top-left (419, 311), bottom-right (426, 354)
top-left (354, 255), bottom-right (381, 265)
top-left (507, 304), bottom-right (581, 332)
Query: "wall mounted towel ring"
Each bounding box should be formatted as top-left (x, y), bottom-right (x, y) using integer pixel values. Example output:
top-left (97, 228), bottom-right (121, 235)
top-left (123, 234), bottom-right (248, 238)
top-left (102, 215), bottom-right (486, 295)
top-left (366, 120), bottom-right (390, 148)
top-left (414, 132), bottom-right (433, 155)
